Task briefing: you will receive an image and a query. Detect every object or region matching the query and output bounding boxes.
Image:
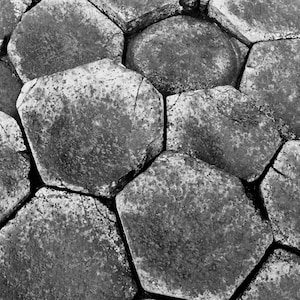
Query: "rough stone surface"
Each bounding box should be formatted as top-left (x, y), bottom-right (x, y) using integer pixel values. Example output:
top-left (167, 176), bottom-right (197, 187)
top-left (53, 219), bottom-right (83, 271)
top-left (240, 40), bottom-right (300, 137)
top-left (7, 0), bottom-right (124, 83)
top-left (0, 187), bottom-right (137, 299)
top-left (167, 86), bottom-right (281, 181)
top-left (17, 59), bottom-right (164, 198)
top-left (208, 0), bottom-right (300, 44)
top-left (239, 249), bottom-right (300, 300)
top-left (261, 141), bottom-right (300, 248)
top-left (116, 152), bottom-right (272, 299)
top-left (126, 16), bottom-right (248, 95)
top-left (89, 0), bottom-right (181, 33)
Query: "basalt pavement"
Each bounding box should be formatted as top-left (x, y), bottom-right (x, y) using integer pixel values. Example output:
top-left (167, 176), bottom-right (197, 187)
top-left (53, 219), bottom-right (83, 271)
top-left (1, 0), bottom-right (300, 299)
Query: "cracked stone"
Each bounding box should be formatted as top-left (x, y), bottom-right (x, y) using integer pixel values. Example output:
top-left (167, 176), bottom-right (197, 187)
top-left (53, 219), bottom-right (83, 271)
top-left (261, 141), bottom-right (300, 248)
top-left (7, 0), bottom-right (124, 83)
top-left (240, 40), bottom-right (300, 138)
top-left (126, 15), bottom-right (247, 95)
top-left (116, 152), bottom-right (272, 299)
top-left (0, 187), bottom-right (137, 299)
top-left (208, 0), bottom-right (300, 44)
top-left (239, 249), bottom-right (300, 300)
top-left (17, 59), bottom-right (164, 198)
top-left (167, 86), bottom-right (281, 181)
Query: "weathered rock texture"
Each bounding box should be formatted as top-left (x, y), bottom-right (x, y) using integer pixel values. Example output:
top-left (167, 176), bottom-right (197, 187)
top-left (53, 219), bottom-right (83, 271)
top-left (17, 59), bottom-right (164, 198)
top-left (126, 16), bottom-right (247, 95)
top-left (7, 0), bottom-right (124, 82)
top-left (261, 141), bottom-right (300, 248)
top-left (240, 40), bottom-right (300, 137)
top-left (208, 0), bottom-right (300, 44)
top-left (0, 187), bottom-right (137, 299)
top-left (167, 86), bottom-right (281, 181)
top-left (116, 152), bottom-right (272, 299)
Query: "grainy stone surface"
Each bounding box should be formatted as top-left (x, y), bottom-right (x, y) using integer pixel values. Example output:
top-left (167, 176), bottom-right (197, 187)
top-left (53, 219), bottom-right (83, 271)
top-left (7, 0), bottom-right (124, 82)
top-left (0, 112), bottom-right (30, 220)
top-left (239, 249), bottom-right (300, 300)
top-left (167, 86), bottom-right (281, 181)
top-left (126, 16), bottom-right (247, 95)
top-left (17, 59), bottom-right (164, 198)
top-left (240, 40), bottom-right (300, 137)
top-left (0, 187), bottom-right (137, 299)
top-left (261, 141), bottom-right (300, 248)
top-left (208, 0), bottom-right (300, 44)
top-left (116, 152), bottom-right (272, 299)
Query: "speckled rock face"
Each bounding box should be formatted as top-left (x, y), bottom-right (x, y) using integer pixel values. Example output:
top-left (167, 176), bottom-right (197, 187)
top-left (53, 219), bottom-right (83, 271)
top-left (208, 0), bottom-right (300, 44)
top-left (17, 59), bottom-right (164, 198)
top-left (0, 187), bottom-right (137, 299)
top-left (239, 249), bottom-right (300, 300)
top-left (89, 0), bottom-right (181, 33)
top-left (126, 16), bottom-right (247, 95)
top-left (240, 40), bottom-right (300, 137)
top-left (0, 112), bottom-right (30, 220)
top-left (116, 152), bottom-right (272, 299)
top-left (167, 86), bottom-right (281, 181)
top-left (261, 141), bottom-right (300, 248)
top-left (7, 0), bottom-right (124, 83)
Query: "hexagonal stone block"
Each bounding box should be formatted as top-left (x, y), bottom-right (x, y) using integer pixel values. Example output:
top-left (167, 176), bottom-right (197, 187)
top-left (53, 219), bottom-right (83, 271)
top-left (240, 40), bottom-right (300, 137)
top-left (89, 0), bottom-right (181, 33)
top-left (8, 0), bottom-right (124, 83)
top-left (0, 187), bottom-right (137, 299)
top-left (208, 0), bottom-right (300, 44)
top-left (261, 141), bottom-right (300, 248)
top-left (17, 59), bottom-right (164, 198)
top-left (0, 111), bottom-right (30, 220)
top-left (167, 86), bottom-right (281, 181)
top-left (239, 249), bottom-right (300, 300)
top-left (126, 15), bottom-right (247, 95)
top-left (116, 152), bottom-right (272, 299)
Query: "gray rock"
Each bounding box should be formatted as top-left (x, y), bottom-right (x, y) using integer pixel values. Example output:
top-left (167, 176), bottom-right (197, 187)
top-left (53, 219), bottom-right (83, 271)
top-left (116, 152), bottom-right (272, 299)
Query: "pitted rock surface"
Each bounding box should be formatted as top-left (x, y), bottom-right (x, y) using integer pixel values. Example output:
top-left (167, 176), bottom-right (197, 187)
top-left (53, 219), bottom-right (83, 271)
top-left (0, 187), bottom-right (137, 299)
top-left (17, 59), bottom-right (164, 198)
top-left (239, 249), bottom-right (300, 300)
top-left (116, 152), bottom-right (272, 299)
top-left (208, 0), bottom-right (300, 44)
top-left (0, 112), bottom-right (30, 220)
top-left (7, 0), bottom-right (124, 83)
top-left (126, 16), bottom-right (247, 95)
top-left (167, 86), bottom-right (281, 181)
top-left (240, 40), bottom-right (300, 137)
top-left (261, 141), bottom-right (300, 248)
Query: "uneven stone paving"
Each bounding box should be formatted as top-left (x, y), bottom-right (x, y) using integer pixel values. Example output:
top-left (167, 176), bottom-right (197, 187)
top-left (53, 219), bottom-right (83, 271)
top-left (1, 0), bottom-right (300, 299)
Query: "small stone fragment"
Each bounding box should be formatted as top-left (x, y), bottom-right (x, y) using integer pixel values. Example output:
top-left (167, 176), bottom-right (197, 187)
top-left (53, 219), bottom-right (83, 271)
top-left (8, 0), bottom-right (124, 82)
top-left (0, 187), bottom-right (137, 299)
top-left (126, 16), bottom-right (247, 95)
top-left (240, 40), bottom-right (300, 137)
top-left (0, 112), bottom-right (30, 220)
top-left (167, 86), bottom-right (281, 181)
top-left (179, 0), bottom-right (199, 13)
top-left (208, 0), bottom-right (300, 44)
top-left (116, 152), bottom-right (272, 299)
top-left (17, 59), bottom-right (164, 198)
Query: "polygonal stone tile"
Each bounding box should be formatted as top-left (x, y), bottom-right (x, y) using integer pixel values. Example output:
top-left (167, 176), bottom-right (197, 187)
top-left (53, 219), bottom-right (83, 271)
top-left (261, 141), bottom-right (300, 248)
top-left (208, 0), bottom-right (300, 44)
top-left (7, 0), bottom-right (124, 83)
top-left (239, 249), bottom-right (300, 300)
top-left (167, 86), bottom-right (281, 181)
top-left (126, 16), bottom-right (248, 95)
top-left (0, 187), bottom-right (137, 299)
top-left (17, 59), bottom-right (164, 198)
top-left (240, 40), bottom-right (300, 137)
top-left (0, 111), bottom-right (30, 220)
top-left (116, 152), bottom-right (272, 299)
top-left (89, 0), bottom-right (181, 33)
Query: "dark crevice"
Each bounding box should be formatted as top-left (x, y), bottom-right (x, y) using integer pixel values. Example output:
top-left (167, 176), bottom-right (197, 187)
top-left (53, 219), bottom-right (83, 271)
top-left (272, 167), bottom-right (289, 179)
top-left (132, 290), bottom-right (145, 300)
top-left (163, 96), bottom-right (167, 151)
top-left (25, 0), bottom-right (42, 12)
top-left (122, 33), bottom-right (130, 65)
top-left (235, 44), bottom-right (252, 90)
top-left (0, 35), bottom-right (10, 57)
top-left (144, 291), bottom-right (185, 300)
top-left (275, 242), bottom-right (300, 257)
